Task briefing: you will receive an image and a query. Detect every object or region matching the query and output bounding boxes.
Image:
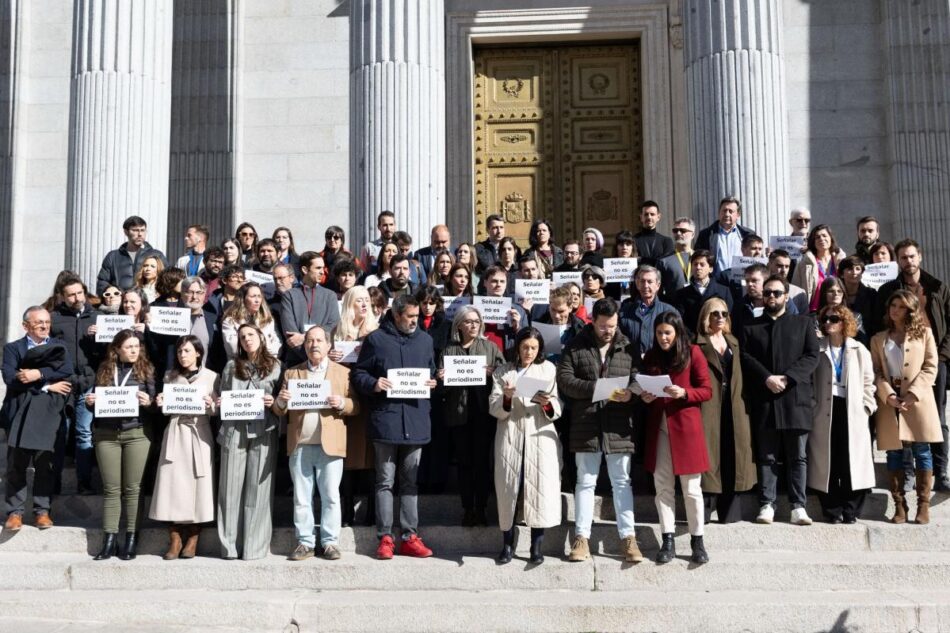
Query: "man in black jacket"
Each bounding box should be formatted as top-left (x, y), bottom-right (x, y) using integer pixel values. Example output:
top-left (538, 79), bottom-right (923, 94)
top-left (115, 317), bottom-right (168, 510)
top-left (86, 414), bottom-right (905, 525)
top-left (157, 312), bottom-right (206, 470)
top-left (739, 275), bottom-right (820, 526)
top-left (633, 200), bottom-right (675, 265)
top-left (96, 215), bottom-right (168, 294)
top-left (671, 250), bottom-right (734, 336)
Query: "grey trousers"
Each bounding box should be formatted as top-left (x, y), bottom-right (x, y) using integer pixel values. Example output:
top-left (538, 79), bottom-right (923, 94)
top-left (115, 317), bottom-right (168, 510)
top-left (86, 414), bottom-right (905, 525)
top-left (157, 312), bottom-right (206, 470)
top-left (217, 424), bottom-right (277, 560)
top-left (373, 442), bottom-right (422, 539)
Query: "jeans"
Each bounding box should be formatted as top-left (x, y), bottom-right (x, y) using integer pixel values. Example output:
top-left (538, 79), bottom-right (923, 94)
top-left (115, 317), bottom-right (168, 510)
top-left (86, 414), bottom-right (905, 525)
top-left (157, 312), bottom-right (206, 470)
top-left (887, 443), bottom-right (933, 471)
top-left (374, 442), bottom-right (422, 540)
top-left (930, 361), bottom-right (948, 480)
top-left (574, 451), bottom-right (635, 539)
top-left (289, 444), bottom-right (344, 548)
top-left (756, 428), bottom-right (808, 509)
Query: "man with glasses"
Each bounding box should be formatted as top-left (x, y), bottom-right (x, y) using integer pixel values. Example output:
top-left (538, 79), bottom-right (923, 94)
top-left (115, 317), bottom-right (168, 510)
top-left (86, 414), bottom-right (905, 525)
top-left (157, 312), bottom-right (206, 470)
top-left (738, 274), bottom-right (819, 526)
top-left (854, 216), bottom-right (881, 264)
top-left (768, 250), bottom-right (808, 314)
top-left (788, 208), bottom-right (812, 237)
top-left (96, 215), bottom-right (169, 294)
top-left (360, 210), bottom-right (397, 272)
top-left (269, 263), bottom-right (297, 355)
top-left (694, 197), bottom-right (755, 275)
top-left (657, 217), bottom-right (695, 298)
top-left (480, 265), bottom-right (528, 352)
top-left (554, 240), bottom-right (583, 273)
top-left (176, 224), bottom-right (210, 276)
top-left (633, 200), bottom-right (675, 265)
top-left (282, 252), bottom-right (341, 365)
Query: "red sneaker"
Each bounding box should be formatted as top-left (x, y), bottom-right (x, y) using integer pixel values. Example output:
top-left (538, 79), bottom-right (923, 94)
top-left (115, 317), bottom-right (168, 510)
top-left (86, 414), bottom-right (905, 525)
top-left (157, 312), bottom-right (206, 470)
top-left (376, 535), bottom-right (396, 560)
top-left (397, 534), bottom-right (433, 558)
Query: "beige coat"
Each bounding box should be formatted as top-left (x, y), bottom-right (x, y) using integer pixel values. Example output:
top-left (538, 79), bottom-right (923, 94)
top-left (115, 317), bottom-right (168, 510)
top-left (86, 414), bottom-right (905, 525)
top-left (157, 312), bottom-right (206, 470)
top-left (807, 338), bottom-right (877, 492)
top-left (149, 368), bottom-right (218, 523)
top-left (272, 361), bottom-right (358, 457)
top-left (488, 361), bottom-right (563, 530)
top-left (791, 250), bottom-right (846, 308)
top-left (870, 328), bottom-right (942, 449)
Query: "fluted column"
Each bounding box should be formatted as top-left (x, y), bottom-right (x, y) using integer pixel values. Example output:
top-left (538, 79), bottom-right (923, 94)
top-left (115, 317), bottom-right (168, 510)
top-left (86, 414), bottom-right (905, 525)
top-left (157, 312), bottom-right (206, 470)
top-left (67, 0), bottom-right (174, 284)
top-left (0, 0), bottom-right (17, 337)
top-left (350, 0), bottom-right (446, 248)
top-left (683, 0), bottom-right (789, 237)
top-left (884, 0), bottom-right (950, 280)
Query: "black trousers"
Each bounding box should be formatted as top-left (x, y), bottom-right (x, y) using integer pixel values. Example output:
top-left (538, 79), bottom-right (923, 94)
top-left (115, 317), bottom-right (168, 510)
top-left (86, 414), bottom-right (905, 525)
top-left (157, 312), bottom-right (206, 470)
top-left (450, 413), bottom-right (495, 512)
top-left (5, 447), bottom-right (55, 515)
top-left (704, 387), bottom-right (743, 523)
top-left (817, 396), bottom-right (867, 520)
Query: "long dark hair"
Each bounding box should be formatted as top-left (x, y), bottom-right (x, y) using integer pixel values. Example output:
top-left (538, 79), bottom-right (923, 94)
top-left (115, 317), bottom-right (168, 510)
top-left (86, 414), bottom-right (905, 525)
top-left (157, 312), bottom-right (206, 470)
top-left (233, 323), bottom-right (278, 380)
top-left (645, 311), bottom-right (691, 374)
top-left (96, 329), bottom-right (155, 386)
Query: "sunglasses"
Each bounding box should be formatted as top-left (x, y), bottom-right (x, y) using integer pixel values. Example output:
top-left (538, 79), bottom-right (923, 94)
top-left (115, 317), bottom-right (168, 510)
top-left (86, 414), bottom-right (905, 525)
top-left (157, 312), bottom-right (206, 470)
top-left (709, 311), bottom-right (728, 319)
top-left (793, 218), bottom-right (811, 224)
top-left (820, 315), bottom-right (843, 324)
top-left (762, 289), bottom-right (786, 298)
top-left (102, 291), bottom-right (121, 298)
top-left (672, 228), bottom-right (692, 234)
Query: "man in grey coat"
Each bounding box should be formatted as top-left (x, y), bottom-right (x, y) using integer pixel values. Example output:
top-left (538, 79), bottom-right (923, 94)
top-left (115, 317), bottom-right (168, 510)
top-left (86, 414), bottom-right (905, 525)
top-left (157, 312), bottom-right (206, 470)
top-left (280, 251), bottom-right (341, 365)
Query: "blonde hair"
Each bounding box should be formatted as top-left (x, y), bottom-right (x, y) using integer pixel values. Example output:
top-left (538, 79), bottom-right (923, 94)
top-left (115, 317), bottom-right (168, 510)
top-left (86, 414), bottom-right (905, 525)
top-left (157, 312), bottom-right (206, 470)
top-left (334, 286), bottom-right (379, 341)
top-left (697, 297), bottom-right (732, 335)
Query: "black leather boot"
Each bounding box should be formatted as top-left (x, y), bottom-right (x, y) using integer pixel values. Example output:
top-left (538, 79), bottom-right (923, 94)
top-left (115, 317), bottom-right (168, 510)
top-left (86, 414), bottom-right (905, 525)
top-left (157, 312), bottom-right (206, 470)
top-left (655, 532), bottom-right (675, 564)
top-left (496, 529), bottom-right (514, 564)
top-left (94, 532), bottom-right (118, 560)
top-left (119, 532), bottom-right (139, 561)
top-left (689, 535), bottom-right (708, 564)
top-left (529, 528), bottom-right (544, 564)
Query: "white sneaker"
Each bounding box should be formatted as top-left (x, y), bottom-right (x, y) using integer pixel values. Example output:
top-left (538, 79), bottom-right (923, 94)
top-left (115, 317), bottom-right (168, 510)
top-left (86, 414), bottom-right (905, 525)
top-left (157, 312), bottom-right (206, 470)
top-left (755, 504), bottom-right (774, 524)
top-left (790, 507), bottom-right (813, 526)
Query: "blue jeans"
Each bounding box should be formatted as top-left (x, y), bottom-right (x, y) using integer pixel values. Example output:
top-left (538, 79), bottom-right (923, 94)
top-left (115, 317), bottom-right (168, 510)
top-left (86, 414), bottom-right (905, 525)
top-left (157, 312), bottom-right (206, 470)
top-left (887, 443), bottom-right (932, 471)
top-left (574, 451), bottom-right (635, 539)
top-left (74, 389), bottom-right (95, 484)
top-left (289, 444), bottom-right (344, 548)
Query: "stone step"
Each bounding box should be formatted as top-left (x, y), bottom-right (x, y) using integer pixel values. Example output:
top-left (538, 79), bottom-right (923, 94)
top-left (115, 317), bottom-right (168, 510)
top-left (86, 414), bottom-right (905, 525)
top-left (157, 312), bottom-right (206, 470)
top-left (0, 588), bottom-right (945, 632)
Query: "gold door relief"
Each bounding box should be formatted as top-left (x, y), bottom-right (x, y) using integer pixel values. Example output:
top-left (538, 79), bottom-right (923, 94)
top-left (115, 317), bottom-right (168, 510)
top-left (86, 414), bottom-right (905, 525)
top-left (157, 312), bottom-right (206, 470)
top-left (474, 43), bottom-right (643, 250)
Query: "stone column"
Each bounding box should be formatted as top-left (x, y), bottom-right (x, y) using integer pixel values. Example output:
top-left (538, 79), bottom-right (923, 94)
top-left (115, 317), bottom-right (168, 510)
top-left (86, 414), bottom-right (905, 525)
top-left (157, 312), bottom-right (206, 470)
top-left (67, 0), bottom-right (174, 284)
top-left (682, 0), bottom-right (789, 238)
top-left (884, 0), bottom-right (950, 280)
top-left (350, 0), bottom-right (446, 248)
top-left (0, 0), bottom-right (17, 338)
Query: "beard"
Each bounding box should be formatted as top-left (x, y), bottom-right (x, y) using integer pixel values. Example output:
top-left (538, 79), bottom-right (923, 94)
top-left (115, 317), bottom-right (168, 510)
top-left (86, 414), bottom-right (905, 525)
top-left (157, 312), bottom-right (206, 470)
top-left (764, 302), bottom-right (784, 316)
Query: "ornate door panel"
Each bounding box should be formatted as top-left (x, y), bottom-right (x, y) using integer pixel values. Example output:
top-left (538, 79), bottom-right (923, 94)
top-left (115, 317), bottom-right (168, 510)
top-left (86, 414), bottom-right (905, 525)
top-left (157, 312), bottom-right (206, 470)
top-left (474, 44), bottom-right (642, 250)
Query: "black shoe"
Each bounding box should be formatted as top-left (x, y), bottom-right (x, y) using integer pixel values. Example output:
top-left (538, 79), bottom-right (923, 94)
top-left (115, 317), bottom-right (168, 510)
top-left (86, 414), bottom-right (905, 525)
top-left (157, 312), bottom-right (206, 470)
top-left (825, 515), bottom-right (842, 524)
top-left (655, 533), bottom-right (675, 564)
top-left (496, 544), bottom-right (513, 564)
top-left (462, 509), bottom-right (477, 527)
top-left (689, 535), bottom-right (708, 565)
top-left (77, 480), bottom-right (96, 496)
top-left (529, 538), bottom-right (544, 565)
top-left (94, 533), bottom-right (118, 561)
top-left (934, 478), bottom-right (950, 493)
top-left (119, 532), bottom-right (138, 560)
top-left (842, 514), bottom-right (857, 524)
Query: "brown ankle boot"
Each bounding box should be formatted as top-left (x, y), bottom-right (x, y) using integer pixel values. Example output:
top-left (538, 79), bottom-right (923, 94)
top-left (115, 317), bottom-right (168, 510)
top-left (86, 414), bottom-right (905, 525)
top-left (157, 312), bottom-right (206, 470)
top-left (163, 525), bottom-right (183, 560)
top-left (889, 470), bottom-right (909, 524)
top-left (914, 470), bottom-right (933, 525)
top-left (180, 525), bottom-right (200, 559)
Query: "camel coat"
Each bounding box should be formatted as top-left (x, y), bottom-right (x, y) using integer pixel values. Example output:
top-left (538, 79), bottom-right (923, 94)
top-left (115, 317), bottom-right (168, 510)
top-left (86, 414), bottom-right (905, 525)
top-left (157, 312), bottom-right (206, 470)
top-left (696, 333), bottom-right (757, 493)
top-left (791, 250), bottom-right (846, 309)
top-left (807, 338), bottom-right (877, 492)
top-left (488, 361), bottom-right (563, 530)
top-left (149, 367), bottom-right (218, 523)
top-left (272, 361), bottom-right (358, 457)
top-left (870, 328), bottom-right (942, 449)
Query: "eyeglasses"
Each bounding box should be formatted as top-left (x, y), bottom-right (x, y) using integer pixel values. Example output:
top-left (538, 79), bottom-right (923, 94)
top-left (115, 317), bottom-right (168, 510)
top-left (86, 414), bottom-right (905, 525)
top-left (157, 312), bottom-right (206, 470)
top-left (762, 289), bottom-right (786, 298)
top-left (274, 274), bottom-right (294, 282)
top-left (228, 276), bottom-right (245, 283)
top-left (793, 218), bottom-right (811, 224)
top-left (238, 231), bottom-right (256, 237)
top-left (671, 228), bottom-right (692, 234)
top-left (820, 315), bottom-right (843, 324)
top-left (461, 319), bottom-right (481, 326)
top-left (709, 311), bottom-right (728, 319)
top-left (184, 289), bottom-right (206, 296)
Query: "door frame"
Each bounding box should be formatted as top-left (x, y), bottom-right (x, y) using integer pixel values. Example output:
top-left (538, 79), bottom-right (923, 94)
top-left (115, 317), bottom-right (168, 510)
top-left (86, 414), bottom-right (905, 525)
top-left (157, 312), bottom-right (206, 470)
top-left (446, 5), bottom-right (674, 242)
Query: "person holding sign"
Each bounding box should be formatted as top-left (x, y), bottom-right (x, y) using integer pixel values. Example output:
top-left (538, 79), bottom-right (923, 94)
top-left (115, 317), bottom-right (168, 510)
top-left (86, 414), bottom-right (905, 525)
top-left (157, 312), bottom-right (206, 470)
top-left (479, 265), bottom-right (528, 353)
top-left (604, 230), bottom-right (639, 301)
top-left (838, 255), bottom-right (878, 346)
top-left (439, 306), bottom-right (505, 527)
top-left (639, 312), bottom-right (713, 564)
top-left (120, 288), bottom-right (149, 337)
top-left (217, 324), bottom-right (282, 560)
top-left (556, 298), bottom-right (643, 564)
top-left (84, 330), bottom-right (156, 561)
top-left (273, 326), bottom-right (359, 561)
top-left (149, 336), bottom-right (218, 560)
top-left (791, 224), bottom-right (845, 312)
top-left (488, 327), bottom-right (562, 564)
top-left (352, 295), bottom-right (438, 560)
top-left (221, 282), bottom-right (282, 360)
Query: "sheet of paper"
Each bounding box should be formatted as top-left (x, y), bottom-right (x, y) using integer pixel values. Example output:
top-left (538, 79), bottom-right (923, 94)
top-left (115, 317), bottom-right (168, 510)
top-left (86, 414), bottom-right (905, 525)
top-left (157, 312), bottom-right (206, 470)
top-left (161, 384), bottom-right (205, 416)
top-left (592, 376), bottom-right (630, 402)
top-left (635, 374), bottom-right (674, 398)
top-left (584, 297), bottom-right (595, 316)
top-left (730, 256), bottom-right (769, 283)
top-left (473, 295), bottom-right (512, 325)
top-left (95, 315), bottom-right (134, 343)
top-left (863, 262), bottom-right (898, 288)
top-left (443, 355), bottom-right (487, 387)
top-left (386, 368), bottom-right (430, 399)
top-left (443, 296), bottom-right (471, 321)
top-left (220, 389), bottom-right (265, 421)
top-left (768, 235), bottom-right (805, 260)
top-left (514, 279), bottom-right (550, 303)
top-left (603, 257), bottom-right (638, 283)
top-left (244, 270), bottom-right (275, 286)
top-left (287, 379), bottom-right (331, 410)
top-left (149, 306), bottom-right (191, 336)
top-left (515, 376), bottom-right (550, 399)
top-left (552, 271), bottom-right (583, 288)
top-left (94, 386), bottom-right (139, 418)
top-left (533, 322), bottom-right (567, 356)
top-left (334, 340), bottom-right (360, 364)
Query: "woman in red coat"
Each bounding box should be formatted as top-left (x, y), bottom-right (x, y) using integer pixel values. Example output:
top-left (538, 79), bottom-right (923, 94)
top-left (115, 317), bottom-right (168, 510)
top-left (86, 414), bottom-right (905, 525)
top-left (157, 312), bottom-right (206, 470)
top-left (640, 311), bottom-right (713, 565)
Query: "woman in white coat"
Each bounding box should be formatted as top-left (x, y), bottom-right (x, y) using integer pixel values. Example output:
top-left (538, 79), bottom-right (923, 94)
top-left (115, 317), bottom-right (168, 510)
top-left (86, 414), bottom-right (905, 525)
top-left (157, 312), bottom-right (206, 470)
top-left (488, 327), bottom-right (562, 565)
top-left (807, 305), bottom-right (877, 523)
top-left (220, 282), bottom-right (281, 359)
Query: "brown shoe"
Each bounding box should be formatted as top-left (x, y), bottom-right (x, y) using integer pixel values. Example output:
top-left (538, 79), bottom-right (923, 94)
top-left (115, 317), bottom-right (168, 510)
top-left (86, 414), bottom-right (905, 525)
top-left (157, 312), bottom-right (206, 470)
top-left (163, 525), bottom-right (183, 560)
top-left (888, 470), bottom-right (908, 524)
top-left (915, 469), bottom-right (933, 525)
top-left (288, 543), bottom-right (315, 561)
top-left (322, 544), bottom-right (342, 561)
top-left (568, 536), bottom-right (590, 562)
top-left (180, 525), bottom-right (200, 559)
top-left (3, 513), bottom-right (22, 531)
top-left (622, 535), bottom-right (644, 563)
top-left (34, 513), bottom-right (53, 530)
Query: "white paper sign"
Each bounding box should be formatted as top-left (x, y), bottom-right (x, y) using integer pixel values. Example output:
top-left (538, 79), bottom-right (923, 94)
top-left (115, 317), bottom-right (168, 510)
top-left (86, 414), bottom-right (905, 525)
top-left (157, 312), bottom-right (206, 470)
top-left (443, 355), bottom-right (487, 387)
top-left (730, 256), bottom-right (769, 283)
top-left (245, 270), bottom-right (275, 287)
top-left (473, 296), bottom-right (512, 325)
top-left (515, 279), bottom-right (550, 303)
top-left (94, 386), bottom-right (139, 418)
top-left (95, 315), bottom-right (134, 343)
top-left (149, 307), bottom-right (191, 336)
top-left (515, 376), bottom-right (550, 399)
top-left (220, 389), bottom-right (265, 421)
top-left (636, 374), bottom-right (674, 398)
top-left (287, 379), bottom-right (330, 410)
top-left (584, 297), bottom-right (595, 316)
top-left (769, 235), bottom-right (805, 260)
top-left (603, 257), bottom-right (638, 283)
top-left (863, 262), bottom-right (899, 288)
top-left (592, 376), bottom-right (630, 403)
top-left (386, 368), bottom-right (431, 399)
top-left (161, 385), bottom-right (206, 416)
top-left (443, 296), bottom-right (472, 321)
top-left (533, 322), bottom-right (567, 356)
top-left (334, 340), bottom-right (360, 363)
top-left (552, 271), bottom-right (583, 288)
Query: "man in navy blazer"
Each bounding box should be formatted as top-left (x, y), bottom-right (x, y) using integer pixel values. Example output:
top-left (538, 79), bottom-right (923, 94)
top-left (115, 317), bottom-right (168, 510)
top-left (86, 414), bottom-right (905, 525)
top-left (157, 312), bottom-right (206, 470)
top-left (694, 196), bottom-right (755, 274)
top-left (281, 252), bottom-right (341, 365)
top-left (671, 250), bottom-right (734, 336)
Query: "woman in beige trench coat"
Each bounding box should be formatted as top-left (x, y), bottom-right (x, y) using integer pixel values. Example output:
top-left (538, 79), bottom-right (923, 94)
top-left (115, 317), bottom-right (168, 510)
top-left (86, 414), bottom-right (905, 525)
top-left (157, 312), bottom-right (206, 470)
top-left (807, 306), bottom-right (877, 523)
top-left (870, 289), bottom-right (942, 524)
top-left (149, 335), bottom-right (218, 559)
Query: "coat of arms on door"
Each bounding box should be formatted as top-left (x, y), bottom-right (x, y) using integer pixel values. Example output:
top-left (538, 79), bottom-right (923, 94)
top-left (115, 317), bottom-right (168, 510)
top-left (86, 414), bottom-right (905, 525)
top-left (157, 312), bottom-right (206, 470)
top-left (501, 192), bottom-right (532, 224)
top-left (586, 189), bottom-right (617, 221)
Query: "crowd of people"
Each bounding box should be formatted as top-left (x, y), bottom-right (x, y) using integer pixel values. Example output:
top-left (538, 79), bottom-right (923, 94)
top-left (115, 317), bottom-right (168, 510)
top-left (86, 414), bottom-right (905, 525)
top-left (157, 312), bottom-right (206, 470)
top-left (2, 199), bottom-right (948, 568)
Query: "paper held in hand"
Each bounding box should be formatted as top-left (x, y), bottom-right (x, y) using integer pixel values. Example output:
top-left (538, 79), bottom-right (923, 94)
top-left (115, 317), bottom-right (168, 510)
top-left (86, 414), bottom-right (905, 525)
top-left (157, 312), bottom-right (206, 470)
top-left (287, 379), bottom-right (330, 410)
top-left (768, 235), bottom-right (805, 260)
top-left (149, 307), bottom-right (191, 336)
top-left (552, 271), bottom-right (583, 288)
top-left (443, 355), bottom-right (487, 387)
top-left (863, 262), bottom-right (899, 288)
top-left (386, 368), bottom-right (430, 399)
top-left (473, 296), bottom-right (512, 325)
top-left (515, 376), bottom-right (550, 399)
top-left (244, 270), bottom-right (275, 287)
top-left (333, 341), bottom-right (360, 363)
top-left (443, 296), bottom-right (471, 320)
top-left (94, 386), bottom-right (139, 418)
top-left (592, 376), bottom-right (630, 402)
top-left (162, 385), bottom-right (205, 416)
top-left (95, 315), bottom-right (135, 343)
top-left (635, 374), bottom-right (674, 398)
top-left (532, 322), bottom-right (567, 356)
top-left (730, 256), bottom-right (768, 283)
top-left (514, 279), bottom-right (550, 303)
top-left (220, 389), bottom-right (265, 421)
top-left (603, 257), bottom-right (638, 284)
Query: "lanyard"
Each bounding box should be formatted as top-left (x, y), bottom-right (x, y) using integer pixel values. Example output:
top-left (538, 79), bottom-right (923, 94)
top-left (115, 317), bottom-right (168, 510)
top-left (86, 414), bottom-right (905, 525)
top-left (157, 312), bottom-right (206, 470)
top-left (830, 345), bottom-right (845, 385)
top-left (303, 285), bottom-right (316, 319)
top-left (675, 251), bottom-right (691, 280)
top-left (113, 367), bottom-right (133, 387)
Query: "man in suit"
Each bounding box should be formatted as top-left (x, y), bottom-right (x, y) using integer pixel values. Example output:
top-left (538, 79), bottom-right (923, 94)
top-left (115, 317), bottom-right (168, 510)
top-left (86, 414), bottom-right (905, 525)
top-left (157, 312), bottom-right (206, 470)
top-left (281, 251), bottom-right (341, 366)
top-left (413, 225), bottom-right (451, 277)
top-left (657, 217), bottom-right (695, 299)
top-left (3, 307), bottom-right (74, 531)
top-left (633, 200), bottom-right (675, 265)
top-left (739, 274), bottom-right (820, 526)
top-left (694, 196), bottom-right (755, 275)
top-left (273, 325), bottom-right (359, 562)
top-left (671, 249), bottom-right (734, 336)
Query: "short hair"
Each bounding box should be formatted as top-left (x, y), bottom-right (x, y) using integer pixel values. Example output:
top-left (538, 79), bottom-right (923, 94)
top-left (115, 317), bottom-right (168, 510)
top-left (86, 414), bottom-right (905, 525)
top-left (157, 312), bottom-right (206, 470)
top-left (483, 265), bottom-right (507, 281)
top-left (690, 249), bottom-right (714, 267)
top-left (640, 200), bottom-right (660, 212)
top-left (839, 255), bottom-right (866, 273)
top-left (187, 224), bottom-right (210, 242)
top-left (789, 207), bottom-right (810, 218)
top-left (377, 210), bottom-right (395, 224)
top-left (304, 325), bottom-right (330, 342)
top-left (220, 264), bottom-right (245, 280)
top-left (592, 298), bottom-right (619, 320)
top-left (742, 234), bottom-right (764, 249)
top-left (299, 251), bottom-right (323, 270)
top-left (870, 241), bottom-right (896, 261)
top-left (895, 238), bottom-right (921, 256)
top-left (414, 285), bottom-right (444, 312)
top-left (744, 263), bottom-right (769, 278)
top-left (763, 274), bottom-right (790, 293)
top-left (431, 224), bottom-right (449, 237)
top-left (332, 258), bottom-right (359, 279)
top-left (22, 306), bottom-right (47, 322)
top-left (718, 196), bottom-right (742, 212)
top-left (156, 268), bottom-right (186, 297)
top-left (857, 216), bottom-right (879, 228)
top-left (768, 249), bottom-right (791, 262)
top-left (548, 286), bottom-right (572, 307)
top-left (511, 327), bottom-right (546, 364)
top-left (391, 293), bottom-right (420, 316)
top-left (563, 239), bottom-right (580, 249)
top-left (518, 255), bottom-right (539, 271)
top-left (182, 276), bottom-right (206, 293)
top-left (204, 246), bottom-right (225, 262)
top-left (393, 231), bottom-right (413, 246)
top-left (173, 335), bottom-right (205, 373)
top-left (634, 264), bottom-right (660, 281)
top-left (389, 254), bottom-right (410, 270)
top-left (672, 217), bottom-right (695, 229)
top-left (256, 238), bottom-right (278, 254)
top-left (122, 216), bottom-right (147, 231)
top-left (486, 213), bottom-right (504, 227)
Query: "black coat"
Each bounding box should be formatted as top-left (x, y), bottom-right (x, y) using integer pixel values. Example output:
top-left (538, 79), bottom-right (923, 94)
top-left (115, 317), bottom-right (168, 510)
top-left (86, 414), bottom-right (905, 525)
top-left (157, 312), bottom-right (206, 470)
top-left (671, 280), bottom-right (735, 336)
top-left (847, 283), bottom-right (879, 347)
top-left (633, 229), bottom-right (675, 265)
top-left (738, 312), bottom-right (820, 431)
top-left (145, 301), bottom-right (222, 384)
top-left (96, 241), bottom-right (168, 294)
top-left (1, 338), bottom-right (73, 450)
top-left (50, 302), bottom-right (100, 392)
